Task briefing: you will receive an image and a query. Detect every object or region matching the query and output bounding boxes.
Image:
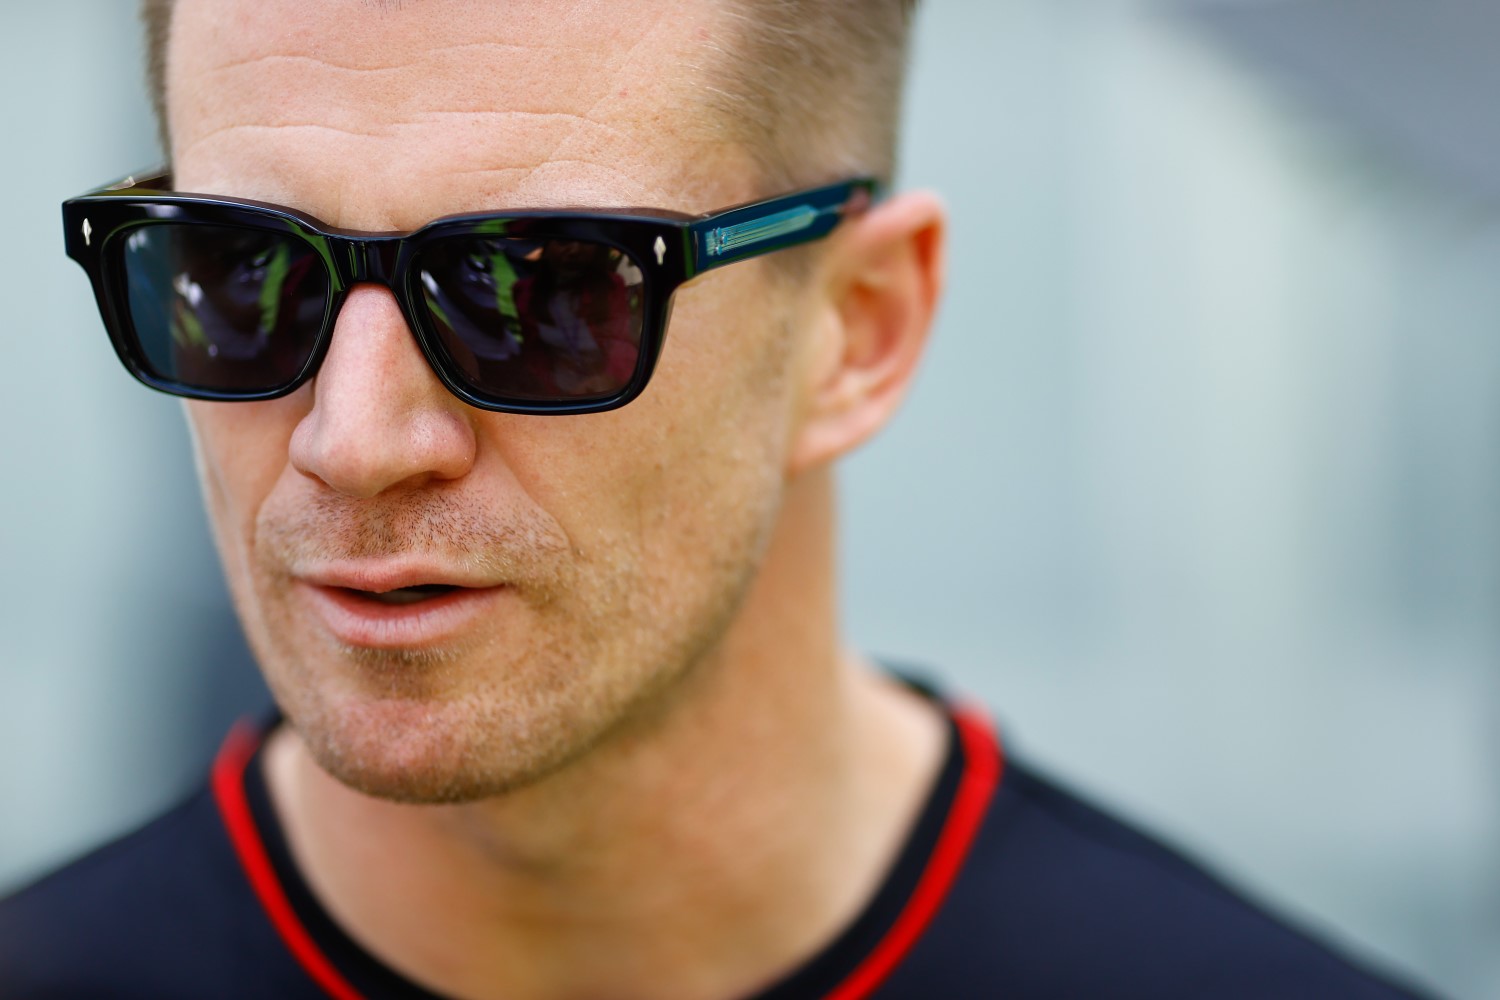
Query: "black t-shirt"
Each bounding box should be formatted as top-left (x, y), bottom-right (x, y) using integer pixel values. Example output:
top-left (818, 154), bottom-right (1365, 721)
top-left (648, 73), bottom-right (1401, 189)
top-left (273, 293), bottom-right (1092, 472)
top-left (0, 693), bottom-right (1439, 999)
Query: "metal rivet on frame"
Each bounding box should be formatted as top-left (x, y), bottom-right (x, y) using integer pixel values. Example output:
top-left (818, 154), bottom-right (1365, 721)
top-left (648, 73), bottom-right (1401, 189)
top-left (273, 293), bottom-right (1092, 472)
top-left (82, 219), bottom-right (92, 246)
top-left (654, 236), bottom-right (666, 266)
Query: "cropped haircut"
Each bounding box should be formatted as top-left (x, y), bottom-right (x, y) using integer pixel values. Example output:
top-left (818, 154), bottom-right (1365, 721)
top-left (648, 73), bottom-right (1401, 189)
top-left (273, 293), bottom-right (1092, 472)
top-left (140, 0), bottom-right (917, 191)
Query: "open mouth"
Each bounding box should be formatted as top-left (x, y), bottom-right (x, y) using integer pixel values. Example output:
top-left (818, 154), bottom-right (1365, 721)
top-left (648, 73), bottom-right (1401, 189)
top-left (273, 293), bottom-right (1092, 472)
top-left (340, 584), bottom-right (462, 606)
top-left (304, 577), bottom-right (503, 647)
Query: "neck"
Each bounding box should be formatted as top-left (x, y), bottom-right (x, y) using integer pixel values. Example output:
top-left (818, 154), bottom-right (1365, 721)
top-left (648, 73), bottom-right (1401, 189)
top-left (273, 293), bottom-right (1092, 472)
top-left (264, 469), bottom-right (947, 1000)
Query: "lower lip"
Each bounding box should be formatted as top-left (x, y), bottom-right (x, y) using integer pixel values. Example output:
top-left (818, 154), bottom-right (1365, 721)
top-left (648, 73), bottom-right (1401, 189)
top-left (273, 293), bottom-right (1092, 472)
top-left (297, 583), bottom-right (507, 649)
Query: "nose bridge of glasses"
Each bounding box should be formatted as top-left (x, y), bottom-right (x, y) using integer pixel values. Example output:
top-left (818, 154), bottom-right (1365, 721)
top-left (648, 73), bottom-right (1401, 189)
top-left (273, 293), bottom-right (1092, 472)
top-left (328, 234), bottom-right (403, 289)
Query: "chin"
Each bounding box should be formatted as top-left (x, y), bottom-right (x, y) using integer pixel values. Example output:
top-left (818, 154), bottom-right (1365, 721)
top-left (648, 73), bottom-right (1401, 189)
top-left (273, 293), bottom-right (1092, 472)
top-left (274, 663), bottom-right (616, 805)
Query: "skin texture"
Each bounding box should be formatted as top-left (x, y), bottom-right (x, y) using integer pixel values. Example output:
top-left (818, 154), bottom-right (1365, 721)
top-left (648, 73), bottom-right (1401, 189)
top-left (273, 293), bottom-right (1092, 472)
top-left (166, 0), bottom-right (948, 997)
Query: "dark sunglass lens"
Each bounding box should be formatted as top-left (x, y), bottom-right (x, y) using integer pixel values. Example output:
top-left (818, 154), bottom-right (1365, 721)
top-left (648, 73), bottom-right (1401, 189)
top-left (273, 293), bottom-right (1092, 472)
top-left (120, 223), bottom-right (329, 394)
top-left (415, 236), bottom-right (645, 402)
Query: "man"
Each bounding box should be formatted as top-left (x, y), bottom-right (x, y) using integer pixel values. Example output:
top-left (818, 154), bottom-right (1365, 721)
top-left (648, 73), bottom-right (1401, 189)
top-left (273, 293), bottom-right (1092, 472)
top-left (0, 1), bottom-right (1437, 997)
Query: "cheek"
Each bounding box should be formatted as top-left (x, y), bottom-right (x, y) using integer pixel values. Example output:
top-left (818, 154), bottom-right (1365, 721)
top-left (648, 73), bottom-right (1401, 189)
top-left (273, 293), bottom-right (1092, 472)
top-left (185, 396), bottom-right (306, 570)
top-left (654, 267), bottom-right (802, 450)
top-left (533, 267), bottom-right (800, 579)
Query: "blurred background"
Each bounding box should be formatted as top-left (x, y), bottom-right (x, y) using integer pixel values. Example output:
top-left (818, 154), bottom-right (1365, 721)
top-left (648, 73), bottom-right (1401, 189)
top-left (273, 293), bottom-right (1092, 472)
top-left (2, 1), bottom-right (1496, 997)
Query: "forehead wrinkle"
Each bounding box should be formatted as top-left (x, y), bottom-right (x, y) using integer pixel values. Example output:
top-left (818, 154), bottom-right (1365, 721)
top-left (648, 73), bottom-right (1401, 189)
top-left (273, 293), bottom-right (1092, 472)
top-left (182, 109), bottom-right (631, 160)
top-left (185, 54), bottom-right (622, 145)
top-left (522, 12), bottom-right (736, 207)
top-left (178, 114), bottom-right (675, 216)
top-left (170, 0), bottom-right (755, 227)
top-left (175, 134), bottom-right (678, 230)
top-left (176, 15), bottom-right (696, 163)
top-left (178, 1), bottom-right (689, 114)
top-left (204, 40), bottom-right (619, 94)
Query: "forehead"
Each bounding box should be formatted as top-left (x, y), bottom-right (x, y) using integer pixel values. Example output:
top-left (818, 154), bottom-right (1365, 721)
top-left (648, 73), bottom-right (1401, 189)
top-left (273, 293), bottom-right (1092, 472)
top-left (167, 0), bottom-right (752, 228)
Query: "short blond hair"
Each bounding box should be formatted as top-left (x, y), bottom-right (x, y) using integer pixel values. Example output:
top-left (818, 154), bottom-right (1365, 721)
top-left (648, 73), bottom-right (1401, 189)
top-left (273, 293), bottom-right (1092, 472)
top-left (140, 0), bottom-right (917, 189)
top-left (700, 0), bottom-right (918, 187)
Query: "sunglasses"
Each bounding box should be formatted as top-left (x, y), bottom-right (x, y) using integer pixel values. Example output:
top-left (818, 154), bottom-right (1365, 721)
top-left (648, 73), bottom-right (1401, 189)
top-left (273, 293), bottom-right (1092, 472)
top-left (63, 171), bottom-right (879, 415)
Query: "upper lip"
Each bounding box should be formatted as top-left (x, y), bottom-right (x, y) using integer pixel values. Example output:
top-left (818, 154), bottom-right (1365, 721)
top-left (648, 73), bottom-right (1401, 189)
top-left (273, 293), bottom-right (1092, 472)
top-left (297, 561), bottom-right (502, 594)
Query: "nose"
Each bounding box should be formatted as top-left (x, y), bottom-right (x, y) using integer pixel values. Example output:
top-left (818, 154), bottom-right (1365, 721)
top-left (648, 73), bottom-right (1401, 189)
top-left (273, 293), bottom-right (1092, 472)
top-left (289, 285), bottom-right (477, 498)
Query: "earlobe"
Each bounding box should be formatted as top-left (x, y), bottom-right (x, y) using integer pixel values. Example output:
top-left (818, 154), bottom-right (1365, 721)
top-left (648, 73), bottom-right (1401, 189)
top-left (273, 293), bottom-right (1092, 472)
top-left (787, 191), bottom-right (947, 477)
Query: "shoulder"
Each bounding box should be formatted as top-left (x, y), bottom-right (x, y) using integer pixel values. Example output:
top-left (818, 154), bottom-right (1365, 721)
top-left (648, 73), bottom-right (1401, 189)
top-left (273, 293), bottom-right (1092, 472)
top-left (889, 742), bottom-right (1441, 999)
top-left (0, 786), bottom-right (310, 999)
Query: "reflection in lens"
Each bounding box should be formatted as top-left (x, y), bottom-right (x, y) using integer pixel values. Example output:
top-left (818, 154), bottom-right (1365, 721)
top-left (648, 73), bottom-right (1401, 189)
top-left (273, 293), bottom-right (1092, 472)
top-left (416, 236), bottom-right (644, 402)
top-left (121, 223), bottom-right (328, 392)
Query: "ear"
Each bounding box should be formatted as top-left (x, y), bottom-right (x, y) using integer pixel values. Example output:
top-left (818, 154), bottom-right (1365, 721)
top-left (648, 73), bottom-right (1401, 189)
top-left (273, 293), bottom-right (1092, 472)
top-left (787, 191), bottom-right (946, 476)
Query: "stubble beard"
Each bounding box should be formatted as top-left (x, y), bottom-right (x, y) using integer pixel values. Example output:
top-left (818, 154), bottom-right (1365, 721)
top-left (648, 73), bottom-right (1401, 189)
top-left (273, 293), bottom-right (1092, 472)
top-left (237, 476), bottom-right (779, 806)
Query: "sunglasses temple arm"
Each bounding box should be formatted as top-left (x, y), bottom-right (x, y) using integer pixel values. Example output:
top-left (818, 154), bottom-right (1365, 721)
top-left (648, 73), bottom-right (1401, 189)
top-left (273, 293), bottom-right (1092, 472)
top-left (687, 178), bottom-right (881, 275)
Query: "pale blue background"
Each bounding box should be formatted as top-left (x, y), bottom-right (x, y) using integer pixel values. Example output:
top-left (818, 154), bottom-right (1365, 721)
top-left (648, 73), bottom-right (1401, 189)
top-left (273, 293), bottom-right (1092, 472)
top-left (2, 2), bottom-right (1495, 997)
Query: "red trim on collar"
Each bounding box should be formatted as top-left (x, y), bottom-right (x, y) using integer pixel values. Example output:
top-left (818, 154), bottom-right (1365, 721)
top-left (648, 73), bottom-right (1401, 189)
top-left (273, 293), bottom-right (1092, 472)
top-left (820, 703), bottom-right (1004, 1000)
top-left (212, 722), bottom-right (368, 1000)
top-left (210, 704), bottom-right (1004, 1000)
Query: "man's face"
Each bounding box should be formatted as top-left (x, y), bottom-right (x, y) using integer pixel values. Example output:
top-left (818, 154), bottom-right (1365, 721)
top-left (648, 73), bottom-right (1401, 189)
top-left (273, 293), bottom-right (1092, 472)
top-left (168, 0), bottom-right (817, 801)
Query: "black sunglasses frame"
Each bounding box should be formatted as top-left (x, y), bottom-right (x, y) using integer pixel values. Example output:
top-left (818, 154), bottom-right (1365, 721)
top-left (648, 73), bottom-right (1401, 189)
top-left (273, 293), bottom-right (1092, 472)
top-left (63, 170), bottom-right (880, 415)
